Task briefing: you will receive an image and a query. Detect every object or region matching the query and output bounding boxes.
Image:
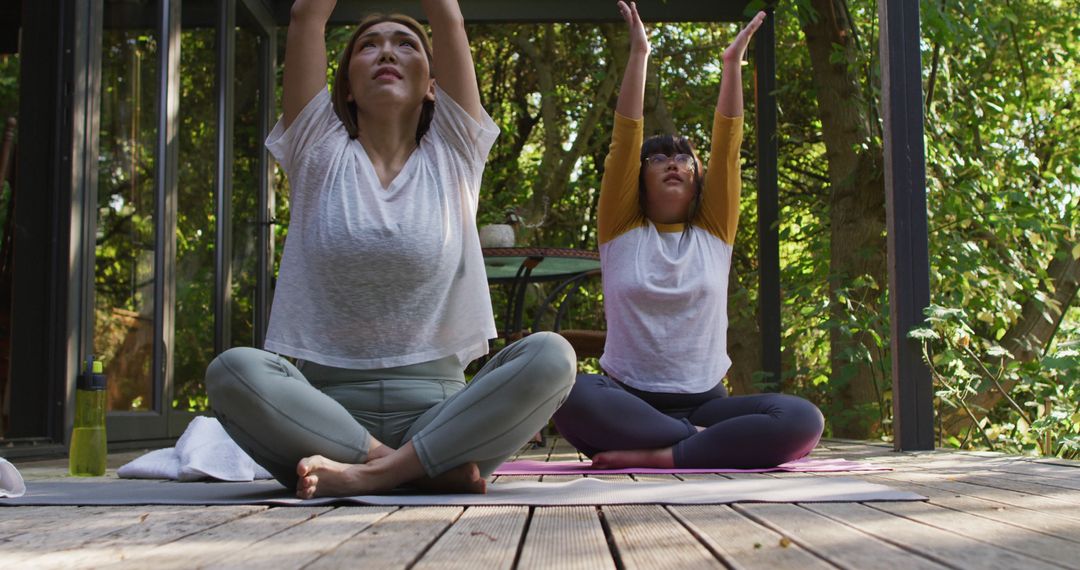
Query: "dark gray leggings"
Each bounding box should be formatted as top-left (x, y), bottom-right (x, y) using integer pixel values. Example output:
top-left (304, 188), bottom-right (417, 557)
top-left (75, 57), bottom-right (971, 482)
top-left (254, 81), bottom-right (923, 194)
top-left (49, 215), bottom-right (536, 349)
top-left (205, 333), bottom-right (576, 488)
top-left (552, 374), bottom-right (824, 468)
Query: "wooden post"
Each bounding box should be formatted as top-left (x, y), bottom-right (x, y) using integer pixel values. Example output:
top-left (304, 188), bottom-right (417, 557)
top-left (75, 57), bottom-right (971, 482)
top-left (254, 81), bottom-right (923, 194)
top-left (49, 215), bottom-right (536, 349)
top-left (755, 9), bottom-right (781, 389)
top-left (879, 0), bottom-right (935, 450)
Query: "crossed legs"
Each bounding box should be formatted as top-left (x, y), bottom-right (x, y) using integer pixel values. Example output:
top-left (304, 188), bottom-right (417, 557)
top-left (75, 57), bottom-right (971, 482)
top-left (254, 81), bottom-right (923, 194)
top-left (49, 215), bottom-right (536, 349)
top-left (206, 333), bottom-right (576, 497)
top-left (552, 374), bottom-right (824, 469)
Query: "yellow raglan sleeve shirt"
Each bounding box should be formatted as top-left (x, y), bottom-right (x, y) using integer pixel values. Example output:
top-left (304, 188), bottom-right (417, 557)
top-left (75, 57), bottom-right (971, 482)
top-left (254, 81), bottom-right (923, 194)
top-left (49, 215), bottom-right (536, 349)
top-left (697, 113), bottom-right (744, 244)
top-left (598, 111), bottom-right (743, 245)
top-left (598, 112), bottom-right (647, 246)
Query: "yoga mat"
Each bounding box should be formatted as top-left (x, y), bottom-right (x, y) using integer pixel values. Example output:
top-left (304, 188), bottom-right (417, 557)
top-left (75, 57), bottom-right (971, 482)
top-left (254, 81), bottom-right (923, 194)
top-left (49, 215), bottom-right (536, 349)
top-left (493, 457), bottom-right (890, 476)
top-left (0, 476), bottom-right (924, 506)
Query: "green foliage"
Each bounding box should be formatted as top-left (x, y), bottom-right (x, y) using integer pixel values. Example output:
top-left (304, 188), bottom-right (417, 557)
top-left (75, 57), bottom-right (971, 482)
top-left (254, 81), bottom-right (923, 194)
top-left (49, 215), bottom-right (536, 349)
top-left (912, 305), bottom-right (1080, 458)
top-left (171, 28), bottom-right (218, 412)
top-left (94, 22), bottom-right (268, 413)
top-left (766, 0), bottom-right (1079, 443)
top-left (922, 0), bottom-right (1080, 342)
top-left (907, 0), bottom-right (1080, 453)
top-left (78, 1), bottom-right (1078, 452)
top-left (94, 27), bottom-right (161, 411)
top-left (817, 283), bottom-right (893, 439)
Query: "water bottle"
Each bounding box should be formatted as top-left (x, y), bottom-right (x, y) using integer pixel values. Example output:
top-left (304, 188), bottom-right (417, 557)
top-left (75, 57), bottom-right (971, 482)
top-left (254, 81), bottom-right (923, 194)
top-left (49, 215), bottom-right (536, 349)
top-left (69, 358), bottom-right (107, 476)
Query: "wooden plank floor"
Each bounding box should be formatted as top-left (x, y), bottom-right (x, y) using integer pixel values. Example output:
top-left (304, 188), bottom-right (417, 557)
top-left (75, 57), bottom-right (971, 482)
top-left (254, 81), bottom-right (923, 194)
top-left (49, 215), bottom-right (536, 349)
top-left (3, 439), bottom-right (1079, 569)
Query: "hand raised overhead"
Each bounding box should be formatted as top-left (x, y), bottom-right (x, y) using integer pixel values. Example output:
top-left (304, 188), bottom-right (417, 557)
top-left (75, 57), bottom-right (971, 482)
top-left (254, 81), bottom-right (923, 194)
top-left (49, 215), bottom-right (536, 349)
top-left (723, 11), bottom-right (766, 65)
top-left (617, 1), bottom-right (650, 53)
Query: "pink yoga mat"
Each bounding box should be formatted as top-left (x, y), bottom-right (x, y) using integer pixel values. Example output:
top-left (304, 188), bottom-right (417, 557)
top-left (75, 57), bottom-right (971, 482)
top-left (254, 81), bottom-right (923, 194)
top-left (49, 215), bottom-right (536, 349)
top-left (493, 457), bottom-right (889, 476)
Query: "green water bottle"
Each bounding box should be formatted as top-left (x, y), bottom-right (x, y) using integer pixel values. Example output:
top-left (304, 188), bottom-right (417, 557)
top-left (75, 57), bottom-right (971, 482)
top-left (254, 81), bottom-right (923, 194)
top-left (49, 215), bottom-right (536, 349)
top-left (69, 358), bottom-right (107, 476)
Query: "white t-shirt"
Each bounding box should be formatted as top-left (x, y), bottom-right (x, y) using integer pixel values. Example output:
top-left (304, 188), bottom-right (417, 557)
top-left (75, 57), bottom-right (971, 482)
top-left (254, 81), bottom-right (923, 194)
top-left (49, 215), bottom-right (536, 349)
top-left (599, 226), bottom-right (733, 393)
top-left (264, 86), bottom-right (500, 369)
top-left (595, 111), bottom-right (743, 394)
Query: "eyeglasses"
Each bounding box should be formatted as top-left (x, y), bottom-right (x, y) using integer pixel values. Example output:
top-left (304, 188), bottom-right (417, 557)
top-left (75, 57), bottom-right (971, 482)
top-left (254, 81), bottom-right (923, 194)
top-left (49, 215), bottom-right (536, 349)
top-left (643, 153), bottom-right (696, 171)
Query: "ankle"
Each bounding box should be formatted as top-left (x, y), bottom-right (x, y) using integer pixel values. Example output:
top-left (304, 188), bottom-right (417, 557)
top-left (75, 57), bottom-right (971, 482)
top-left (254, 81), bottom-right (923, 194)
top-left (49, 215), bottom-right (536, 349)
top-left (360, 448), bottom-right (426, 489)
top-left (366, 443), bottom-right (393, 462)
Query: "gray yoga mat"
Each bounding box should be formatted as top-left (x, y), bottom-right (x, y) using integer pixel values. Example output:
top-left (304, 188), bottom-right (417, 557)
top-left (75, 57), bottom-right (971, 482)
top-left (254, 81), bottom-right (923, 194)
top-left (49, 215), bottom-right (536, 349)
top-left (1, 476), bottom-right (924, 506)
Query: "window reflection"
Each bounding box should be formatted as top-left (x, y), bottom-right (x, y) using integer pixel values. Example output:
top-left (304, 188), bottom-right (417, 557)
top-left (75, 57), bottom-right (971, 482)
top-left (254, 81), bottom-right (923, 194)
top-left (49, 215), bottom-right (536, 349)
top-left (230, 27), bottom-right (261, 351)
top-left (173, 20), bottom-right (216, 412)
top-left (95, 1), bottom-right (159, 412)
top-left (173, 10), bottom-right (265, 412)
top-left (93, 1), bottom-right (268, 415)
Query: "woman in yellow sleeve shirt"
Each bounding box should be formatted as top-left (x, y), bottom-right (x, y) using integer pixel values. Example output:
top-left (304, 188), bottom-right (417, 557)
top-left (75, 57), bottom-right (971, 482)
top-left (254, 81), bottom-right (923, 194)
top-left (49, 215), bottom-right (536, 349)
top-left (552, 2), bottom-right (824, 469)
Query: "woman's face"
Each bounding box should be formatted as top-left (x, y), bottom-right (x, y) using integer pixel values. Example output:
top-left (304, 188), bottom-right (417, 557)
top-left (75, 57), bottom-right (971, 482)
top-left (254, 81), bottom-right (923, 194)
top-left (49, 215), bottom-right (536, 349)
top-left (642, 152), bottom-right (698, 224)
top-left (346, 22), bottom-right (434, 114)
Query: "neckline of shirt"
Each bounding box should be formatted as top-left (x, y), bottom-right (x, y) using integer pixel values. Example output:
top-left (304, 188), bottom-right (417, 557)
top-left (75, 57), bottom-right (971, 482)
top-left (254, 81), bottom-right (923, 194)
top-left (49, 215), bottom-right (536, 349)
top-left (353, 137), bottom-right (423, 193)
top-left (653, 221), bottom-right (685, 233)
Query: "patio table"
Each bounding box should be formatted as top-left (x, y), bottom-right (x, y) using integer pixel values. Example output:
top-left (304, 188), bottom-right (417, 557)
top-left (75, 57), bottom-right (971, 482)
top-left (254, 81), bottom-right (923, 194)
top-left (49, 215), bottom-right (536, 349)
top-left (482, 247), bottom-right (600, 341)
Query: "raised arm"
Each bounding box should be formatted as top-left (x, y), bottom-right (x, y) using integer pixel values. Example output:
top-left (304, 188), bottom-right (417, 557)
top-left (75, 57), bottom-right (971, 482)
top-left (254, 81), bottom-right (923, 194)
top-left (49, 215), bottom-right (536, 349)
top-left (598, 1), bottom-right (650, 244)
top-left (282, 0), bottom-right (337, 129)
top-left (615, 1), bottom-right (649, 120)
top-left (716, 11), bottom-right (765, 118)
top-left (699, 11), bottom-right (766, 244)
top-left (422, 0), bottom-right (484, 122)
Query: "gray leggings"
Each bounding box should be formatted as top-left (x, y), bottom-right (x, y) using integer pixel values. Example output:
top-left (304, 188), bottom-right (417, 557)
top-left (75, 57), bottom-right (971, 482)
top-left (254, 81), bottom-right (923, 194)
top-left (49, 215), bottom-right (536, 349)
top-left (205, 332), bottom-right (576, 488)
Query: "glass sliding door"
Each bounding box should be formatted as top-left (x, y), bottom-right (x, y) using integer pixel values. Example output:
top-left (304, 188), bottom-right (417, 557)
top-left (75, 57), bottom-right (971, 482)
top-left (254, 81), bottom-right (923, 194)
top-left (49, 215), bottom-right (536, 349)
top-left (230, 24), bottom-right (262, 352)
top-left (94, 0), bottom-right (179, 441)
top-left (172, 0), bottom-right (218, 413)
top-left (240, 0), bottom-right (278, 351)
top-left (86, 0), bottom-right (275, 443)
top-left (172, 0), bottom-right (274, 415)
top-left (95, 0), bottom-right (161, 416)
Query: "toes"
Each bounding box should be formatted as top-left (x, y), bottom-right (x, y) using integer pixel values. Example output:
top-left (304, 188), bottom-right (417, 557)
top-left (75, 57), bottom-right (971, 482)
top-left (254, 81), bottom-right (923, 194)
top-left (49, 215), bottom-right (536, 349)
top-left (464, 462), bottom-right (480, 479)
top-left (296, 474), bottom-right (318, 499)
top-left (297, 454), bottom-right (331, 478)
top-left (466, 463), bottom-right (485, 494)
top-left (297, 457), bottom-right (314, 478)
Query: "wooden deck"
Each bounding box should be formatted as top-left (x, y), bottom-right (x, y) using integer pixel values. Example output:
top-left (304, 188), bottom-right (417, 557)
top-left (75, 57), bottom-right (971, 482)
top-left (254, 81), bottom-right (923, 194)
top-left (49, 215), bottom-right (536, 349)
top-left (2, 439), bottom-right (1080, 569)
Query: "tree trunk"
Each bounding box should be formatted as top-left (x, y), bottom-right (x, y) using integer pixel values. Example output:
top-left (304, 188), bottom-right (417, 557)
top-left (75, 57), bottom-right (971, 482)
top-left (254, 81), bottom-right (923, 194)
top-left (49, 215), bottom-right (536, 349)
top-left (488, 55), bottom-right (539, 203)
top-left (726, 267), bottom-right (762, 396)
top-left (643, 55), bottom-right (677, 136)
top-left (604, 24), bottom-right (676, 137)
top-left (508, 27), bottom-right (619, 237)
top-left (1002, 245), bottom-right (1080, 360)
top-left (802, 0), bottom-right (889, 438)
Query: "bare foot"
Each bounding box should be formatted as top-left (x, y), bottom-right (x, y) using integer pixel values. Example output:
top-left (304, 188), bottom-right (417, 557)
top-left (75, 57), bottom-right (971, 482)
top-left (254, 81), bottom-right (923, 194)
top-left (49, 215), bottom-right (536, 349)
top-left (412, 462), bottom-right (487, 494)
top-left (295, 454), bottom-right (486, 498)
top-left (295, 455), bottom-right (396, 499)
top-left (591, 447), bottom-right (675, 469)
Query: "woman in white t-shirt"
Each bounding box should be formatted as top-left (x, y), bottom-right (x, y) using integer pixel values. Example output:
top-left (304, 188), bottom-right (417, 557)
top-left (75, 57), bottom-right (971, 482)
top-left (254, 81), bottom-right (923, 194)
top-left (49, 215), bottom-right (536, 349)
top-left (552, 3), bottom-right (823, 469)
top-left (205, 0), bottom-right (575, 499)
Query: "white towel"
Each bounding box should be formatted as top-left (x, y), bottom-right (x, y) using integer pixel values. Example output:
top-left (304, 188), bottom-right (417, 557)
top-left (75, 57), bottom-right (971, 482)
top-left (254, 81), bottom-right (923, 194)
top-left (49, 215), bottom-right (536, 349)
top-left (118, 416), bottom-right (272, 482)
top-left (0, 457), bottom-right (26, 498)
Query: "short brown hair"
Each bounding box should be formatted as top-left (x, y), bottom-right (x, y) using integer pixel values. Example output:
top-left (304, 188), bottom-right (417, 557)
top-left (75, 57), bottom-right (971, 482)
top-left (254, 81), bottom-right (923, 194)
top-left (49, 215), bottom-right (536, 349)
top-left (638, 134), bottom-right (704, 228)
top-left (331, 13), bottom-right (435, 144)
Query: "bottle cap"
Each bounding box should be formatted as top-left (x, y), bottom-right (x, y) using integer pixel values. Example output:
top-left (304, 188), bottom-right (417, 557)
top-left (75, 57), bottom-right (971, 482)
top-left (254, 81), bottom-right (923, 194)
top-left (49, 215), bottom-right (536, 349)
top-left (77, 358), bottom-right (107, 391)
